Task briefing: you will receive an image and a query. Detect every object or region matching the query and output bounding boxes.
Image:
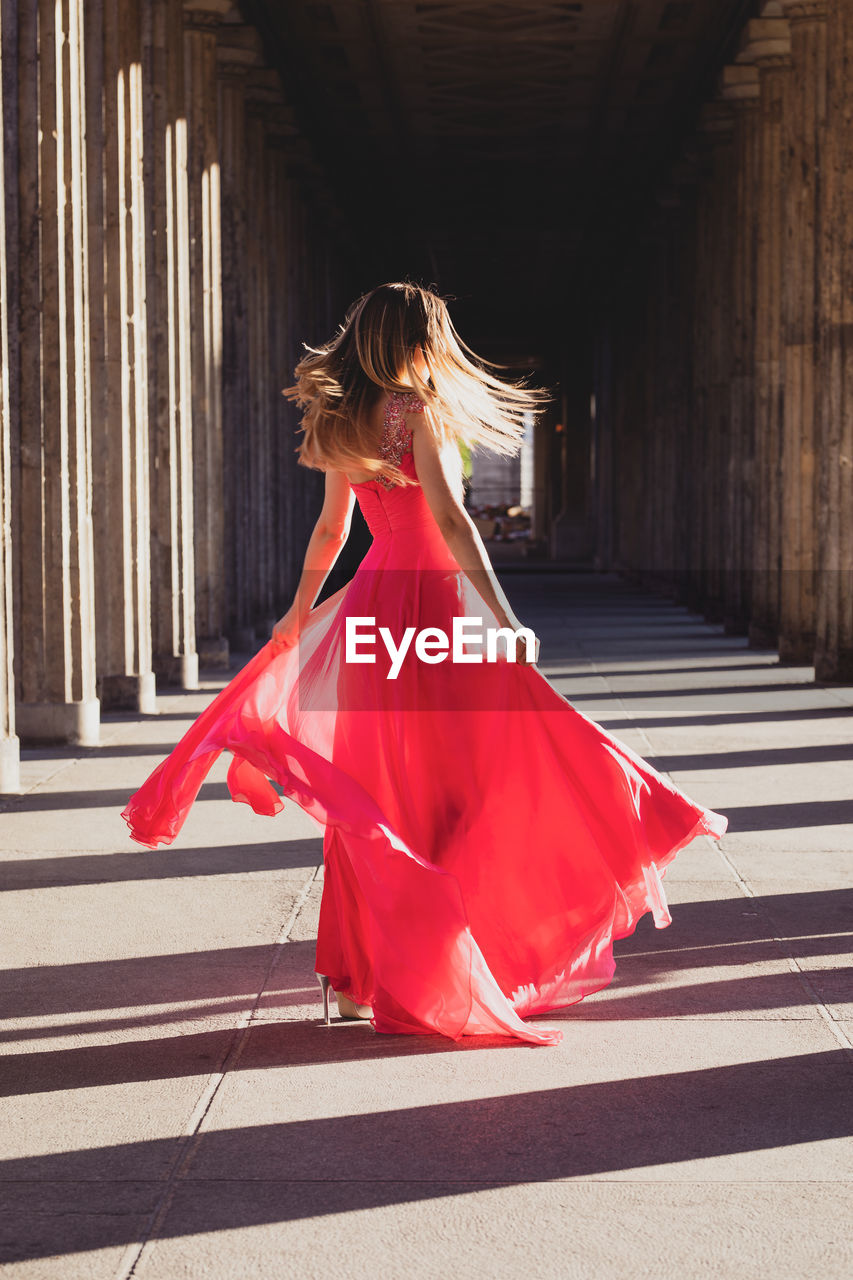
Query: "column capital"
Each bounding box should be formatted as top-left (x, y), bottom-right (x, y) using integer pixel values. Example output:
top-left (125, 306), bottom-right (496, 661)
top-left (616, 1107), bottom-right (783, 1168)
top-left (244, 68), bottom-right (285, 106)
top-left (735, 17), bottom-right (792, 66)
top-left (262, 105), bottom-right (301, 141)
top-left (217, 23), bottom-right (264, 78)
top-left (776, 1), bottom-right (826, 20)
top-left (244, 70), bottom-right (299, 132)
top-left (183, 0), bottom-right (233, 31)
top-left (652, 187), bottom-right (688, 225)
top-left (718, 64), bottom-right (760, 104)
top-left (668, 145), bottom-right (701, 190)
top-left (697, 100), bottom-right (735, 143)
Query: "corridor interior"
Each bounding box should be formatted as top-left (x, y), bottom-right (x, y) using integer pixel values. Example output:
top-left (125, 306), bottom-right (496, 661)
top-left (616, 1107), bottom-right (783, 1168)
top-left (0, 3), bottom-right (851, 1274)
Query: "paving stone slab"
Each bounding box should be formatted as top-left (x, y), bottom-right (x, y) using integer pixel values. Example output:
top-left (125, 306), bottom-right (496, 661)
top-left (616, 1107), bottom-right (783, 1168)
top-left (134, 1179), bottom-right (853, 1280)
top-left (182, 1042), bottom-right (853, 1185)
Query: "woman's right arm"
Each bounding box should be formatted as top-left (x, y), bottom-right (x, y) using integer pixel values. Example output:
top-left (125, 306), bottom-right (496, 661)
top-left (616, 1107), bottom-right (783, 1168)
top-left (410, 414), bottom-right (539, 665)
top-left (271, 469), bottom-right (355, 646)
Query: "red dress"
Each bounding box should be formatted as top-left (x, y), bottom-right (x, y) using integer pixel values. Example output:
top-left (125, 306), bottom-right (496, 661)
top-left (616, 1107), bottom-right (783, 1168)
top-left (122, 391), bottom-right (728, 1046)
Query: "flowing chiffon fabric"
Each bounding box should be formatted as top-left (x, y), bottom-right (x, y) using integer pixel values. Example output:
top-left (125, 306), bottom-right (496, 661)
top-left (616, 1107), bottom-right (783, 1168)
top-left (122, 394), bottom-right (728, 1046)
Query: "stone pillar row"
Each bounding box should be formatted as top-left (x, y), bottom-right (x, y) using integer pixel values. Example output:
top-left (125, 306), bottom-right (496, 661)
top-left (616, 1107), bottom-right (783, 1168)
top-left (0, 0), bottom-right (17, 788)
top-left (0, 0), bottom-right (343, 780)
top-left (15, 0), bottom-right (99, 753)
top-left (593, 0), bottom-right (852, 682)
top-left (815, 0), bottom-right (853, 681)
top-left (215, 35), bottom-right (340, 650)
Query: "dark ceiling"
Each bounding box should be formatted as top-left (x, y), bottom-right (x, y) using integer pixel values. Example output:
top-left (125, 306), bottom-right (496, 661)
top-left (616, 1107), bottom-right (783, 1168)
top-left (240, 0), bottom-right (751, 360)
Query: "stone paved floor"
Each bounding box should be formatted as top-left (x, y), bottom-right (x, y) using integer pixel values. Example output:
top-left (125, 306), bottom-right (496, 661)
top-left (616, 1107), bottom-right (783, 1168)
top-left (1, 571), bottom-right (851, 1279)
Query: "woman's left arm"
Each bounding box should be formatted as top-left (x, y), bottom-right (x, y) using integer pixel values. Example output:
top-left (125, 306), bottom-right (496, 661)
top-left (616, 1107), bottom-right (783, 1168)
top-left (271, 470), bottom-right (355, 646)
top-left (411, 415), bottom-right (539, 665)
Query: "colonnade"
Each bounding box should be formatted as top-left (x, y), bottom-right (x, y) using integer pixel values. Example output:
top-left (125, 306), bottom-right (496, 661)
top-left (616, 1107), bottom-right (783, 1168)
top-left (0, 0), bottom-right (342, 789)
top-left (591, 1), bottom-right (852, 682)
top-left (3, 0), bottom-right (850, 795)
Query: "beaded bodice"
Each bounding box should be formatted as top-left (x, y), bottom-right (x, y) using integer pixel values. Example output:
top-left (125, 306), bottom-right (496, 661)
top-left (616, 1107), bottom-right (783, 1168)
top-left (349, 390), bottom-right (457, 566)
top-left (374, 391), bottom-right (424, 489)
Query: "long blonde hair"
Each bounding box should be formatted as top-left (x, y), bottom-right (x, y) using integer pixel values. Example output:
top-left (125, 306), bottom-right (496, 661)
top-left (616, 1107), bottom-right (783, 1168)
top-left (283, 282), bottom-right (552, 487)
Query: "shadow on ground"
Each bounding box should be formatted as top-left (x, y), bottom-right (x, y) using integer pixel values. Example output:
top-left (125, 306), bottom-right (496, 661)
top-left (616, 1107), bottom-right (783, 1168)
top-left (1, 890), bottom-right (850, 1094)
top-left (1, 1046), bottom-right (851, 1263)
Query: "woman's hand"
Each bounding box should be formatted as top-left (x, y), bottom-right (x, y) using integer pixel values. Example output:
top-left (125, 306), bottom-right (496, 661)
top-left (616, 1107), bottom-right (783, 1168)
top-left (502, 615), bottom-right (539, 666)
top-left (271, 604), bottom-right (301, 649)
top-left (410, 419), bottom-right (538, 665)
top-left (514, 629), bottom-right (539, 666)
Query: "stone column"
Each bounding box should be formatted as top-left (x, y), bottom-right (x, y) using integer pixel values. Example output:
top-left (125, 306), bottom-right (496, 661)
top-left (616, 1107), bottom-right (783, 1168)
top-left (737, 16), bottom-right (793, 650)
top-left (15, 0), bottom-right (99, 745)
top-left (591, 328), bottom-right (614, 572)
top-left (719, 63), bottom-right (761, 635)
top-left (145, 0), bottom-right (198, 690)
top-left (281, 164), bottom-right (324, 595)
top-left (244, 71), bottom-right (281, 637)
top-left (696, 103), bottom-right (736, 624)
top-left (550, 344), bottom-right (593, 563)
top-left (184, 0), bottom-right (230, 667)
top-left (0, 0), bottom-right (20, 788)
top-left (651, 192), bottom-right (691, 599)
top-left (531, 400), bottom-right (552, 547)
top-left (266, 113), bottom-right (311, 621)
top-left (638, 237), bottom-right (659, 589)
top-left (607, 262), bottom-right (646, 580)
top-left (268, 150), bottom-right (329, 597)
top-left (815, 0), bottom-right (853, 680)
top-left (269, 141), bottom-right (296, 612)
top-left (255, 94), bottom-right (332, 624)
top-left (777, 2), bottom-right (826, 664)
top-left (216, 25), bottom-right (258, 650)
top-left (88, 0), bottom-right (156, 712)
top-left (665, 174), bottom-right (699, 608)
top-left (643, 204), bottom-right (672, 594)
top-left (624, 280), bottom-right (650, 583)
top-left (664, 154), bottom-right (701, 610)
top-left (687, 145), bottom-right (712, 612)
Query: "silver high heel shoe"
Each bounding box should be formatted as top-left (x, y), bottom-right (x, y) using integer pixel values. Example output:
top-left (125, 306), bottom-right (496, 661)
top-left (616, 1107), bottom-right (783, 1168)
top-left (316, 974), bottom-right (372, 1024)
top-left (317, 974), bottom-right (333, 1025)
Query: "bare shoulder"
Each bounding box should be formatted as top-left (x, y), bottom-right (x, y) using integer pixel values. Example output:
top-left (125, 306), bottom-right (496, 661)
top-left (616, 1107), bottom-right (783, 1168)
top-left (409, 403), bottom-right (466, 514)
top-left (406, 402), bottom-right (442, 453)
top-left (398, 395), bottom-right (438, 450)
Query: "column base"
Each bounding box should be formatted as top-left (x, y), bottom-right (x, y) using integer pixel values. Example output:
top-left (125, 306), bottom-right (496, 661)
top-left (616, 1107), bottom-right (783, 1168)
top-left (814, 646), bottom-right (853, 684)
top-left (182, 652), bottom-right (200, 689)
top-left (17, 698), bottom-right (100, 746)
top-left (550, 510), bottom-right (593, 560)
top-left (153, 651), bottom-right (199, 691)
top-left (703, 596), bottom-right (726, 625)
top-left (748, 621), bottom-right (779, 650)
top-left (0, 735), bottom-right (21, 792)
top-left (684, 584), bottom-right (707, 615)
top-left (197, 635), bottom-right (230, 669)
top-left (231, 627), bottom-right (257, 653)
top-left (778, 633), bottom-right (816, 666)
top-left (98, 671), bottom-right (158, 714)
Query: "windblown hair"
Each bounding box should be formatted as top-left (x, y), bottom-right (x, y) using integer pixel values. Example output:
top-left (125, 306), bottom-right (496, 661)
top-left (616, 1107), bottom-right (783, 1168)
top-left (282, 282), bottom-right (552, 488)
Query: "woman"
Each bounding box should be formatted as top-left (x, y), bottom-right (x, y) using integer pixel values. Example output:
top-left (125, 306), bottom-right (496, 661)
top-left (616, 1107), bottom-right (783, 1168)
top-left (122, 282), bottom-right (727, 1048)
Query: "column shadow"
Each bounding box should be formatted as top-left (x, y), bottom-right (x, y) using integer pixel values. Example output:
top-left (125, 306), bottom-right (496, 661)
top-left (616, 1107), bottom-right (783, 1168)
top-left (1, 1049), bottom-right (851, 1263)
